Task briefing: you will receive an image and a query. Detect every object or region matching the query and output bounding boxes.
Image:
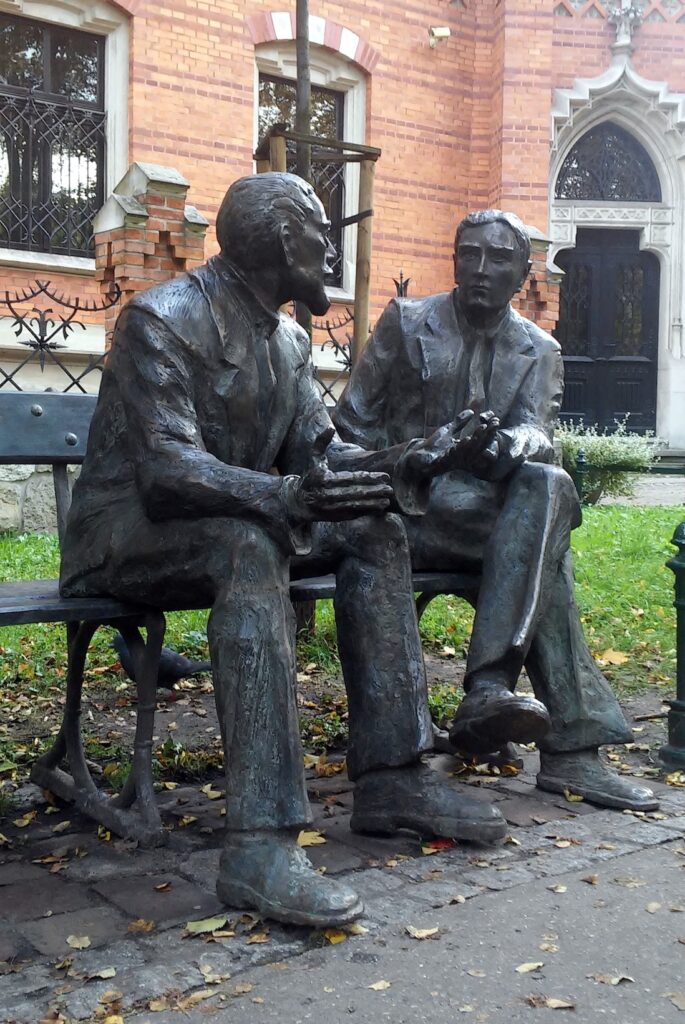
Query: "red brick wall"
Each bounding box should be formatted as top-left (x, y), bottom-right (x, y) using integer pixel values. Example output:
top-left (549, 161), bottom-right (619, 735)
top-left (6, 1), bottom-right (685, 334)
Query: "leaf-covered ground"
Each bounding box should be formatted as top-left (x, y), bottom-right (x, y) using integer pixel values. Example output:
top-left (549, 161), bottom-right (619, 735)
top-left (0, 506), bottom-right (681, 792)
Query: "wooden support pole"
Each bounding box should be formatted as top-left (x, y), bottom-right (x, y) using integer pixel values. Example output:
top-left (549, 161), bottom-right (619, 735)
top-left (352, 159), bottom-right (376, 366)
top-left (269, 134), bottom-right (287, 173)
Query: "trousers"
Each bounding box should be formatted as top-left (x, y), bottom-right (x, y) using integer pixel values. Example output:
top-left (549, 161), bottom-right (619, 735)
top-left (405, 461), bottom-right (632, 752)
top-left (70, 511), bottom-right (433, 831)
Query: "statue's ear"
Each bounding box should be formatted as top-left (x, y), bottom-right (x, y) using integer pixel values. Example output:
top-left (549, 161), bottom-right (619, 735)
top-left (279, 220), bottom-right (295, 269)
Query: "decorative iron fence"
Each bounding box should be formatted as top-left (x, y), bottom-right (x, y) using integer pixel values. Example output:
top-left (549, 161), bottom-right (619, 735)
top-left (0, 280), bottom-right (120, 392)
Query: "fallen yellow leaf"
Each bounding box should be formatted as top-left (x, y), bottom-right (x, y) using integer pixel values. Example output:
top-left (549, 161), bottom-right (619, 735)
top-left (516, 961), bottom-right (544, 974)
top-left (588, 973), bottom-right (634, 986)
top-left (563, 789), bottom-right (584, 803)
top-left (346, 922), bottom-right (369, 936)
top-left (597, 649), bottom-right (629, 666)
top-left (232, 982), bottom-right (254, 996)
top-left (246, 931), bottom-right (269, 945)
top-left (177, 989), bottom-right (214, 1010)
top-left (324, 929), bottom-right (348, 945)
top-left (406, 925), bottom-right (440, 940)
top-left (66, 934), bottom-right (91, 950)
top-left (185, 914), bottom-right (229, 935)
top-left (297, 830), bottom-right (327, 847)
top-left (201, 783), bottom-right (223, 800)
top-left (526, 994), bottom-right (575, 1010)
top-left (13, 811), bottom-right (37, 828)
top-left (128, 918), bottom-right (155, 933)
top-left (646, 902), bottom-right (662, 914)
top-left (199, 962), bottom-right (231, 984)
top-left (369, 979), bottom-right (391, 991)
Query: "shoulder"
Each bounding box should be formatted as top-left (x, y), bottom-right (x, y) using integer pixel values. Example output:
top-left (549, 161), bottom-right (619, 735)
top-left (129, 270), bottom-right (205, 324)
top-left (277, 313), bottom-right (311, 364)
top-left (513, 308), bottom-right (561, 357)
top-left (375, 291), bottom-right (452, 339)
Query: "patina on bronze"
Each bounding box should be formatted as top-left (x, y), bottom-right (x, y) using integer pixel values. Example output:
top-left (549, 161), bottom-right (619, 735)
top-left (334, 209), bottom-right (658, 812)
top-left (60, 174), bottom-right (509, 927)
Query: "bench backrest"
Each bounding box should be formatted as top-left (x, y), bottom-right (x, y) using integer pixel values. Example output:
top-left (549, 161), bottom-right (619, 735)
top-left (0, 392), bottom-right (97, 466)
top-left (0, 391), bottom-right (98, 543)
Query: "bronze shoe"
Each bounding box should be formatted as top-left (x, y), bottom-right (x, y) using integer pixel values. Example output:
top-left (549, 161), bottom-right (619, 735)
top-left (537, 749), bottom-right (659, 811)
top-left (449, 681), bottom-right (551, 755)
top-left (217, 831), bottom-right (363, 927)
top-left (351, 762), bottom-right (507, 843)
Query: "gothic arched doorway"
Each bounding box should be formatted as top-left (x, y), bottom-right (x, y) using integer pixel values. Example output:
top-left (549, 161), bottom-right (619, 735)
top-left (553, 122), bottom-right (662, 432)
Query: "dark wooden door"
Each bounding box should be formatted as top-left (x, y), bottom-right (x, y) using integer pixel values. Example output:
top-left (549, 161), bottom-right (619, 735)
top-left (554, 228), bottom-right (659, 431)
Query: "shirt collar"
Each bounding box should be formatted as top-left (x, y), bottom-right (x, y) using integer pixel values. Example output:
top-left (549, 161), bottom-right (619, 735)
top-left (211, 254), bottom-right (281, 334)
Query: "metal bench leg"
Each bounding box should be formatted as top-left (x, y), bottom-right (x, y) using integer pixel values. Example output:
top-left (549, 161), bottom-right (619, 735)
top-left (31, 621), bottom-right (99, 804)
top-left (32, 616), bottom-right (168, 848)
top-left (114, 613), bottom-right (166, 837)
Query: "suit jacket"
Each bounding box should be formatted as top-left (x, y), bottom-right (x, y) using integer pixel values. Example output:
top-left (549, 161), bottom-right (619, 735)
top-left (61, 256), bottom-right (422, 592)
top-left (60, 257), bottom-right (344, 590)
top-left (333, 289), bottom-right (564, 477)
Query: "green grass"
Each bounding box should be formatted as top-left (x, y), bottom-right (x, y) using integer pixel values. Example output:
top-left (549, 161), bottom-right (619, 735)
top-left (296, 506), bottom-right (682, 699)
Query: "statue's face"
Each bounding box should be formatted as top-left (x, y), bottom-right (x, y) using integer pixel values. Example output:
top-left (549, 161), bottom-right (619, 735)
top-left (454, 221), bottom-right (527, 319)
top-left (283, 196), bottom-right (335, 316)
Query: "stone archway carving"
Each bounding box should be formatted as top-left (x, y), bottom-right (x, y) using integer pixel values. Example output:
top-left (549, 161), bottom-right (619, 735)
top-left (549, 53), bottom-right (685, 446)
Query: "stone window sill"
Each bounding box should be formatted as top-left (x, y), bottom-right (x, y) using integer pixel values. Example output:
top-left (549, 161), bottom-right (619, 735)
top-left (0, 249), bottom-right (96, 276)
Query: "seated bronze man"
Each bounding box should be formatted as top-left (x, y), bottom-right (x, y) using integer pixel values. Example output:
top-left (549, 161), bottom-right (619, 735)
top-left (334, 209), bottom-right (657, 813)
top-left (60, 174), bottom-right (510, 928)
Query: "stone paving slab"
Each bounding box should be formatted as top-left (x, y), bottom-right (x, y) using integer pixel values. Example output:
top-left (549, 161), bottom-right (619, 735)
top-left (0, 750), bottom-right (683, 1023)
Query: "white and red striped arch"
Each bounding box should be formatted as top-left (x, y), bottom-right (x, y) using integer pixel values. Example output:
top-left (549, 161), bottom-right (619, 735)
top-left (247, 10), bottom-right (379, 74)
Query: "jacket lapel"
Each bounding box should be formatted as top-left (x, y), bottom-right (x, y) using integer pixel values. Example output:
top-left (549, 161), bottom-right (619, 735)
top-left (487, 310), bottom-right (536, 423)
top-left (417, 292), bottom-right (468, 432)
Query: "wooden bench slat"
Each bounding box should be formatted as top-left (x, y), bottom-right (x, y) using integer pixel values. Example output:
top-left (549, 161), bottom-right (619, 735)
top-left (0, 570), bottom-right (481, 627)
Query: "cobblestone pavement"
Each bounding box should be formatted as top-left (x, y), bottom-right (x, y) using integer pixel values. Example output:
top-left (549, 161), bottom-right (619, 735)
top-left (1, 729), bottom-right (683, 1024)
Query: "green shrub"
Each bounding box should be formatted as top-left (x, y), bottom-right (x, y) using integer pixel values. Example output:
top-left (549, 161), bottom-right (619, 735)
top-left (556, 418), bottom-right (664, 504)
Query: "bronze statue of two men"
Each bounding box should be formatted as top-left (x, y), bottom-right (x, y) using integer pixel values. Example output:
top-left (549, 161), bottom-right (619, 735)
top-left (60, 172), bottom-right (657, 928)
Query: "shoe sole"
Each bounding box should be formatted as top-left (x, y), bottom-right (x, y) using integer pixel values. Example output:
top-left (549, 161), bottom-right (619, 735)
top-left (350, 812), bottom-right (508, 844)
top-left (216, 879), bottom-right (365, 928)
top-left (536, 774), bottom-right (660, 812)
top-left (450, 703), bottom-right (551, 755)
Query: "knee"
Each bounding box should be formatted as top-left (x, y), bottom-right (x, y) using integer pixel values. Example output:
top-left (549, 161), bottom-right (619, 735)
top-left (513, 462), bottom-right (581, 524)
top-left (341, 512), bottom-right (410, 560)
top-left (204, 520), bottom-right (287, 588)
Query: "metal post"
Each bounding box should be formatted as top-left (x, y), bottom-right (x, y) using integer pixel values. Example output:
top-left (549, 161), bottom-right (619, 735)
top-left (574, 448), bottom-right (587, 505)
top-left (660, 522), bottom-right (685, 768)
top-left (351, 158), bottom-right (375, 366)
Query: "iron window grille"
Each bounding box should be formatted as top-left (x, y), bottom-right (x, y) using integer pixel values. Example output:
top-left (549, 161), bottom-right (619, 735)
top-left (0, 13), bottom-right (106, 258)
top-left (258, 74), bottom-right (346, 288)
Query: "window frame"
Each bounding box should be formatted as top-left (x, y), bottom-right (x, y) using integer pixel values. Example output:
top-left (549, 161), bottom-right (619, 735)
top-left (255, 41), bottom-right (367, 301)
top-left (0, 0), bottom-right (128, 273)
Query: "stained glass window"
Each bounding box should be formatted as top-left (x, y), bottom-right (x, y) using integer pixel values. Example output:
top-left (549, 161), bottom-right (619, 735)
top-left (555, 122), bottom-right (661, 202)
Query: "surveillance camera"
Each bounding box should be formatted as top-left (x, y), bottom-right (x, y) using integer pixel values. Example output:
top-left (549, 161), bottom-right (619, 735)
top-left (428, 25), bottom-right (451, 47)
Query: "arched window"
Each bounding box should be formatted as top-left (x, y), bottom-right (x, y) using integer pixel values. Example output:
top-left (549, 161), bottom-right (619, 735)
top-left (255, 40), bottom-right (367, 297)
top-left (0, 1), bottom-right (128, 264)
top-left (555, 122), bottom-right (662, 203)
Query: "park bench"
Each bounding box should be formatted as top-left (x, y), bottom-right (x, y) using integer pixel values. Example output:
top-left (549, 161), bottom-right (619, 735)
top-left (0, 390), bottom-right (479, 847)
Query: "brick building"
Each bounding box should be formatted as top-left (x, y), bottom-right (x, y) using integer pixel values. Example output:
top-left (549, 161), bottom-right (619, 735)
top-left (1, 0), bottom-right (684, 446)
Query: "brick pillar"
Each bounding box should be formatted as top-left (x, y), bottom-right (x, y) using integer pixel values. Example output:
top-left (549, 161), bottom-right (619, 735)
top-left (511, 225), bottom-right (561, 335)
top-left (92, 162), bottom-right (209, 341)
